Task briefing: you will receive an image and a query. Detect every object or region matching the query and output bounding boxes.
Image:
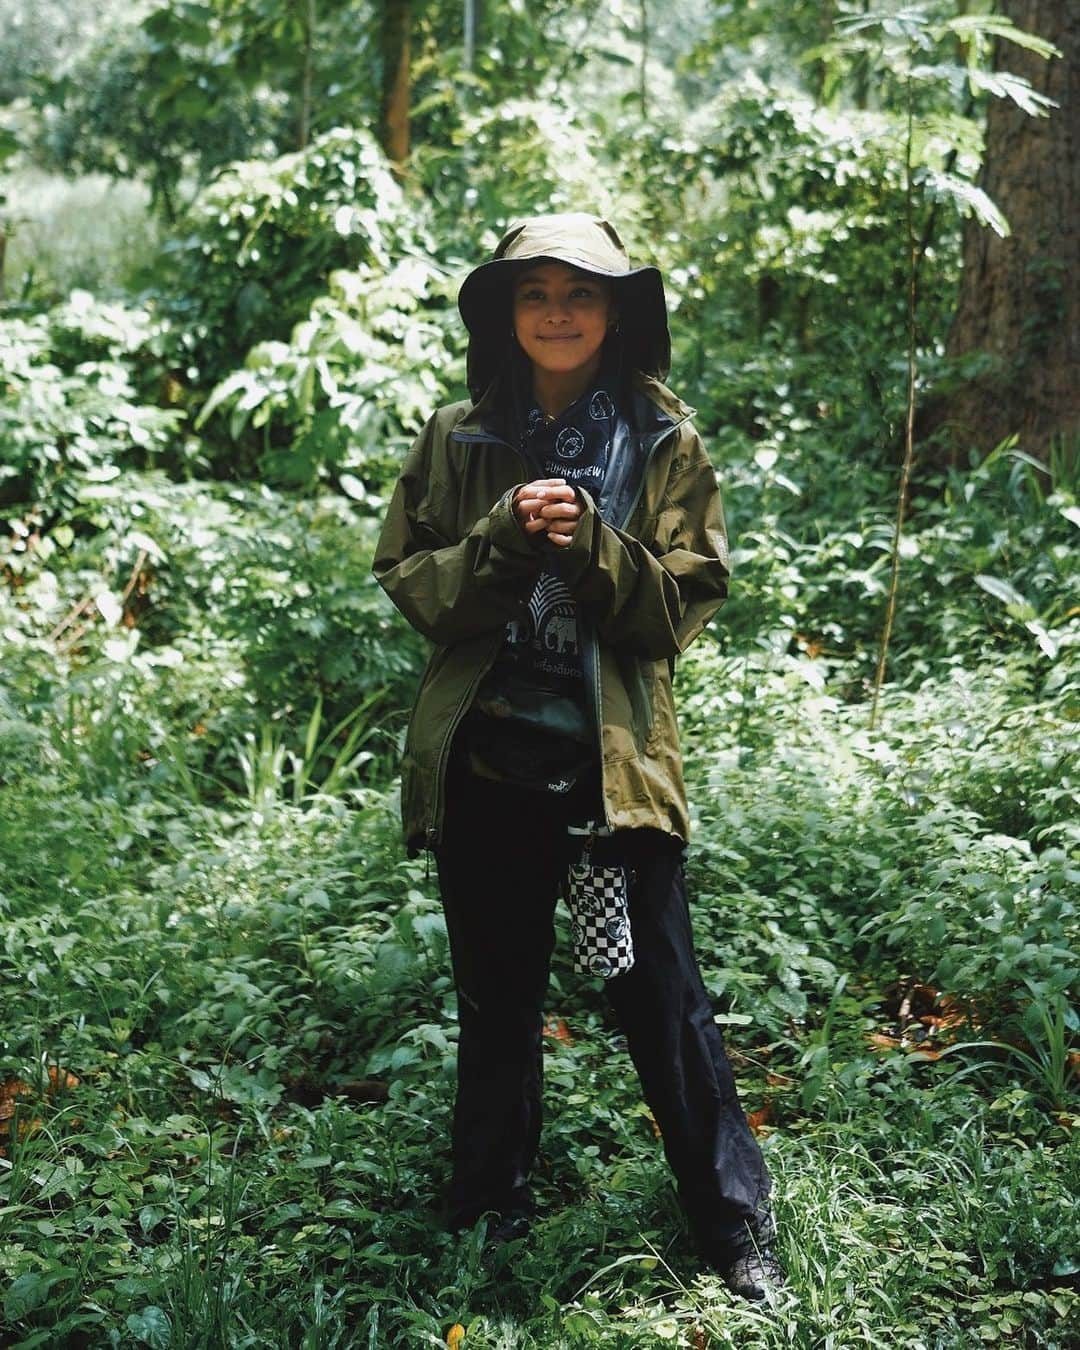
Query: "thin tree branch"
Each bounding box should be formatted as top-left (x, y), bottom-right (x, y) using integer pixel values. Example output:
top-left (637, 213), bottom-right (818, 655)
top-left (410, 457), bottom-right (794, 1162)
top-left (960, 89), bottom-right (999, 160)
top-left (298, 0), bottom-right (316, 150)
top-left (870, 76), bottom-right (919, 730)
top-left (120, 550), bottom-right (149, 608)
top-left (639, 0), bottom-right (648, 120)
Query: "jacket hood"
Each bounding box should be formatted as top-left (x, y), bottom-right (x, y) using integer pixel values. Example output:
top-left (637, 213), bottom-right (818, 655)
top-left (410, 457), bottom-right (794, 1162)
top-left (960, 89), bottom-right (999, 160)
top-left (458, 213), bottom-right (671, 401)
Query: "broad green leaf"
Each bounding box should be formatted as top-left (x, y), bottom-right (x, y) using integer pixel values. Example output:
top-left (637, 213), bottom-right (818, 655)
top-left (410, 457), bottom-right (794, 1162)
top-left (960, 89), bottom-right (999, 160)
top-left (4, 1268), bottom-right (75, 1321)
top-left (126, 529), bottom-right (166, 562)
top-left (126, 1307), bottom-right (173, 1349)
top-left (974, 574), bottom-right (1030, 612)
top-left (967, 69), bottom-right (1057, 118)
top-left (94, 590), bottom-right (123, 626)
top-left (339, 472), bottom-right (367, 501)
top-left (947, 15), bottom-right (1060, 62)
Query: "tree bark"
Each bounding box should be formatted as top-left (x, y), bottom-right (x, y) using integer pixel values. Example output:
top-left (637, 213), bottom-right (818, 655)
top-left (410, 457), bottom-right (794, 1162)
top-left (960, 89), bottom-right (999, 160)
top-left (379, 0), bottom-right (411, 174)
top-left (939, 0), bottom-right (1079, 464)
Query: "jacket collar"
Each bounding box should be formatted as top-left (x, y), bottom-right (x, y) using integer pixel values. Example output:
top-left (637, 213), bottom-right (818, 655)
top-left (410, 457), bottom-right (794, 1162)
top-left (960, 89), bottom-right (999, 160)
top-left (452, 371), bottom-right (693, 445)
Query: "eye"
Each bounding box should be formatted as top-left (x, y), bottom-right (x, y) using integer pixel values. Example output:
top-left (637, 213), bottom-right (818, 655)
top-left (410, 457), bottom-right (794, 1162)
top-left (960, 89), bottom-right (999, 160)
top-left (516, 287), bottom-right (545, 302)
top-left (570, 286), bottom-right (595, 299)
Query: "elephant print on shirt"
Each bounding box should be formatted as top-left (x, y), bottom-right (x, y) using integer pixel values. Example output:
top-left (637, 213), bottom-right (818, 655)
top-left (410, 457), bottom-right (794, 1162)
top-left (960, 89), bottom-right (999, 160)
top-left (540, 609), bottom-right (577, 655)
top-left (505, 571), bottom-right (580, 661)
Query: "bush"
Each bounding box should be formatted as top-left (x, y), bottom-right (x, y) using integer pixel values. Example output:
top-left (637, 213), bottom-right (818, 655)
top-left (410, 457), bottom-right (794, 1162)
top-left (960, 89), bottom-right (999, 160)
top-left (0, 292), bottom-right (182, 516)
top-left (2, 467), bottom-right (425, 805)
top-left (161, 127), bottom-right (433, 396)
top-left (196, 257), bottom-right (462, 490)
top-left (0, 169), bottom-right (159, 304)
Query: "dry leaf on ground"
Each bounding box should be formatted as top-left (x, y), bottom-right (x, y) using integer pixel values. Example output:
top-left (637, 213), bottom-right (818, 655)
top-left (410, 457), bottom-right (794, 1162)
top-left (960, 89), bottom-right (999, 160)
top-left (747, 1102), bottom-right (773, 1134)
top-left (542, 1017), bottom-right (573, 1046)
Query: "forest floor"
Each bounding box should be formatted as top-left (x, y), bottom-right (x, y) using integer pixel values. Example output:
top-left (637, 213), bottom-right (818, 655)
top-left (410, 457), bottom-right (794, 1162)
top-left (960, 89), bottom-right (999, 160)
top-left (2, 640), bottom-right (1077, 1348)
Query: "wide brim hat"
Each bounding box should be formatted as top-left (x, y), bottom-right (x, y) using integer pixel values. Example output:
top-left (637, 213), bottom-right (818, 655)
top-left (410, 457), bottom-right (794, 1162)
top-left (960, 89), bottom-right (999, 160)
top-left (458, 213), bottom-right (671, 400)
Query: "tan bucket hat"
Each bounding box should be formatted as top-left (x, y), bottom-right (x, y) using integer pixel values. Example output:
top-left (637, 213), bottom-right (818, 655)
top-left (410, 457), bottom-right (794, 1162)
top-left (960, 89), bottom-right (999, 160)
top-left (457, 212), bottom-right (671, 400)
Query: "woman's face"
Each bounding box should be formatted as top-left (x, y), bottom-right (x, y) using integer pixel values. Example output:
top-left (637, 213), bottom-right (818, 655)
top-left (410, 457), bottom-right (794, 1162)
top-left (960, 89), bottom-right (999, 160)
top-left (512, 262), bottom-right (615, 381)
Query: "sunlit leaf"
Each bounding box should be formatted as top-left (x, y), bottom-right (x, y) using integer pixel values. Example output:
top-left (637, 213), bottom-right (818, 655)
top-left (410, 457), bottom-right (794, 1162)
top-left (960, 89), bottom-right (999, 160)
top-left (946, 14), bottom-right (1060, 62)
top-left (974, 574), bottom-right (1033, 617)
top-left (921, 170), bottom-right (1010, 237)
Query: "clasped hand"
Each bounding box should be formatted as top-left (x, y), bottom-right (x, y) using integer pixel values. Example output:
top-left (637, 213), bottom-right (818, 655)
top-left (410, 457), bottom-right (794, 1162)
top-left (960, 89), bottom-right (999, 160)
top-left (513, 478), bottom-right (582, 548)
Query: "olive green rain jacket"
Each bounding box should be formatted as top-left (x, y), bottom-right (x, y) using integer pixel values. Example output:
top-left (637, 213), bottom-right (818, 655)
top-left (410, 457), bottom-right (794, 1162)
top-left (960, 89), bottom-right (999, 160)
top-left (371, 215), bottom-right (731, 854)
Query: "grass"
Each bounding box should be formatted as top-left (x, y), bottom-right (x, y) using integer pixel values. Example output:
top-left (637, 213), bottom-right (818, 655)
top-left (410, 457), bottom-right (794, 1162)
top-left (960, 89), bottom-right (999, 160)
top-left (1, 1022), bottom-right (1076, 1346)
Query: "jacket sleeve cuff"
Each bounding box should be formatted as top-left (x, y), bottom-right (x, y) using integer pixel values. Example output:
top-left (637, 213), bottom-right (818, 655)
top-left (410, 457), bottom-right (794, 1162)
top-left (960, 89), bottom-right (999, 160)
top-left (547, 486), bottom-right (599, 581)
top-left (488, 485), bottom-right (542, 560)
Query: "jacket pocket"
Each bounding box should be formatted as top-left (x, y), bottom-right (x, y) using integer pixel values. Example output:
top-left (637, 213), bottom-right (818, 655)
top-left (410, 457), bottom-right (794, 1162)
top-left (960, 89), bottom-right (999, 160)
top-left (628, 658), bottom-right (656, 749)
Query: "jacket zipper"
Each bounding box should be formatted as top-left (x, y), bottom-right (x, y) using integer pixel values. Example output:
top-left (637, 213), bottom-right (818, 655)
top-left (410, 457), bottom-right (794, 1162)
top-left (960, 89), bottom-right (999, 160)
top-left (588, 413), bottom-right (690, 830)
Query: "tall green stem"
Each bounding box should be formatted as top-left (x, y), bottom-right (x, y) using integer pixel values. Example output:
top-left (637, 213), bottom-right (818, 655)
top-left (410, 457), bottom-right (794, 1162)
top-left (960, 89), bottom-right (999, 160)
top-left (639, 0), bottom-right (648, 119)
top-left (869, 76), bottom-right (919, 731)
top-left (297, 0), bottom-right (316, 150)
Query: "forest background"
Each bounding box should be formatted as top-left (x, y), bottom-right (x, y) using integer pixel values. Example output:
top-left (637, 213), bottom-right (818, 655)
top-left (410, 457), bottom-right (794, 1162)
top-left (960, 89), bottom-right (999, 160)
top-left (0, 1), bottom-right (1077, 1346)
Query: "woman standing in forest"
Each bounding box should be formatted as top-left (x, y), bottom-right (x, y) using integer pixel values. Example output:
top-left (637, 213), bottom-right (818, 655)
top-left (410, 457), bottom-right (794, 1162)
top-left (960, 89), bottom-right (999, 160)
top-left (373, 213), bottom-right (783, 1301)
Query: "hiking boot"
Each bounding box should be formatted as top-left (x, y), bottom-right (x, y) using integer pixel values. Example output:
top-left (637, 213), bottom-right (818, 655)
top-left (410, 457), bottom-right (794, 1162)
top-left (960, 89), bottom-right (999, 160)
top-left (485, 1212), bottom-right (531, 1247)
top-left (720, 1245), bottom-right (786, 1301)
top-left (475, 1210), bottom-right (532, 1274)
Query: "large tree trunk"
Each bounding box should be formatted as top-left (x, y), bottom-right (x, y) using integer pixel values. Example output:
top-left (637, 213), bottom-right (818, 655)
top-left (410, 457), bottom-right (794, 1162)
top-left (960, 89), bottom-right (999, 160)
top-left (379, 0), bottom-right (411, 174)
top-left (939, 1), bottom-right (1079, 464)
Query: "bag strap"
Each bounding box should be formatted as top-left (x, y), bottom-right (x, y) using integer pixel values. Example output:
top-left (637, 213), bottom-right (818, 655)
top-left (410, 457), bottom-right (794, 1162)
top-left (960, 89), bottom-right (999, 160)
top-left (566, 820), bottom-right (614, 838)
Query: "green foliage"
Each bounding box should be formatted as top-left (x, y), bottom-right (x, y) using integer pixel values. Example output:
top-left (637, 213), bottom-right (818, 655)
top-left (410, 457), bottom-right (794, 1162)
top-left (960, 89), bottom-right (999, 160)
top-left (854, 667), bottom-right (1078, 1010)
top-left (699, 398), bottom-right (1080, 693)
top-left (38, 0), bottom-right (377, 218)
top-left (39, 16), bottom-right (274, 222)
top-left (4, 418), bottom-right (1075, 1340)
top-left (2, 471), bottom-right (425, 798)
top-left (161, 126), bottom-right (430, 399)
top-left (0, 759), bottom-right (1077, 1343)
top-left (646, 72), bottom-right (974, 450)
top-left (0, 0), bottom-right (132, 104)
top-left (417, 97), bottom-right (628, 246)
top-left (196, 257), bottom-right (461, 489)
top-left (0, 170), bottom-right (159, 305)
top-left (2, 2), bottom-right (1078, 1343)
top-left (140, 484), bottom-right (425, 746)
top-left (0, 292), bottom-right (181, 515)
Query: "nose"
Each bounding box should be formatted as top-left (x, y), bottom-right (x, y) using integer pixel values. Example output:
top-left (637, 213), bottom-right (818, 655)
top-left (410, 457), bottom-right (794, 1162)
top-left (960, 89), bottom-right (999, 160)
top-left (544, 299), bottom-right (572, 325)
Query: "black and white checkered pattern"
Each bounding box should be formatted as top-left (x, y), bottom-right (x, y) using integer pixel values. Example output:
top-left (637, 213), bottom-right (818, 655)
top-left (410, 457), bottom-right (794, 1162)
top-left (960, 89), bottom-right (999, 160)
top-left (567, 861), bottom-right (635, 979)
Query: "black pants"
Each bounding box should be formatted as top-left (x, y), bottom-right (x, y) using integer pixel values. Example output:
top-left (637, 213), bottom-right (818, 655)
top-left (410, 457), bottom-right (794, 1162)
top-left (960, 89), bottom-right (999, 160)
top-left (435, 754), bottom-right (773, 1261)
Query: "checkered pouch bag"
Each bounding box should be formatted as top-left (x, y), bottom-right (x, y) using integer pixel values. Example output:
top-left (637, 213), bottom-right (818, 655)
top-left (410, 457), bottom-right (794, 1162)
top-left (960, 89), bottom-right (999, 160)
top-left (566, 825), bottom-right (635, 979)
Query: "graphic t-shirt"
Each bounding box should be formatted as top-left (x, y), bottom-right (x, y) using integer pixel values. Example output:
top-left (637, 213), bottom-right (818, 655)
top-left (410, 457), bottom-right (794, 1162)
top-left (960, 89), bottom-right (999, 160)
top-left (464, 380), bottom-right (620, 792)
